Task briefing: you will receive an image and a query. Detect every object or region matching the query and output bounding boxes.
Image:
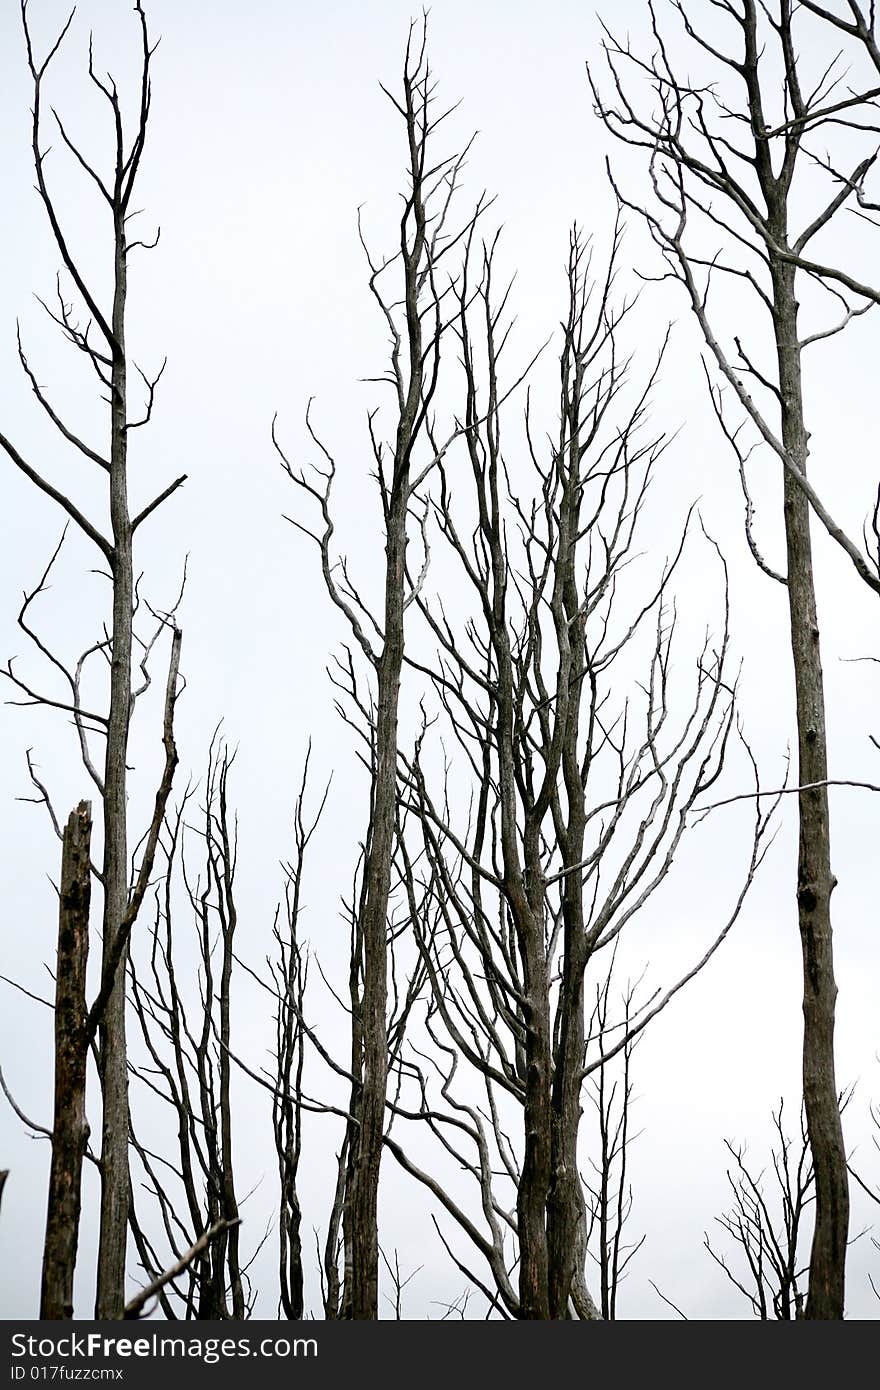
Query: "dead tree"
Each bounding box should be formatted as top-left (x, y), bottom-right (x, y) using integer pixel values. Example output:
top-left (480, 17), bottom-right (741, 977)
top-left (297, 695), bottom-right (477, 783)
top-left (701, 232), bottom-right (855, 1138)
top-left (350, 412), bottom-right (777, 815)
top-left (40, 802), bottom-right (92, 1320)
top-left (704, 1102), bottom-right (813, 1320)
top-left (384, 227), bottom-right (777, 1317)
top-left (269, 752), bottom-right (328, 1319)
top-left (271, 880), bottom-right (308, 1321)
top-left (379, 1248), bottom-right (422, 1319)
top-left (0, 2), bottom-right (184, 1318)
top-left (582, 972), bottom-right (645, 1321)
top-left (232, 800), bottom-right (433, 1319)
top-left (274, 20), bottom-right (484, 1318)
top-left (587, 0), bottom-right (880, 1317)
top-left (127, 740), bottom-right (248, 1319)
top-left (224, 778), bottom-right (435, 1319)
top-left (225, 751), bottom-right (351, 1320)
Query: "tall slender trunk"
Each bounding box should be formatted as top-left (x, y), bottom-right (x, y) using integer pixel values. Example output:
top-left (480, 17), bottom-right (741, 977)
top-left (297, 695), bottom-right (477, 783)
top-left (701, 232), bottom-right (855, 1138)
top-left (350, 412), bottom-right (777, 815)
top-left (517, 912), bottom-right (553, 1320)
top-left (340, 929), bottom-right (363, 1319)
top-left (547, 861), bottom-right (591, 1318)
top-left (349, 498), bottom-right (405, 1319)
top-left (194, 850), bottom-right (225, 1319)
top-left (276, 918), bottom-right (306, 1321)
top-left (771, 257), bottom-right (848, 1319)
top-left (491, 547), bottom-right (553, 1316)
top-left (218, 821), bottom-right (244, 1319)
top-left (546, 392), bottom-right (590, 1319)
top-left (345, 49), bottom-right (434, 1314)
top-left (492, 486), bottom-right (552, 1315)
top-left (95, 210), bottom-right (134, 1319)
top-left (40, 802), bottom-right (92, 1320)
top-left (8, 2), bottom-right (164, 1318)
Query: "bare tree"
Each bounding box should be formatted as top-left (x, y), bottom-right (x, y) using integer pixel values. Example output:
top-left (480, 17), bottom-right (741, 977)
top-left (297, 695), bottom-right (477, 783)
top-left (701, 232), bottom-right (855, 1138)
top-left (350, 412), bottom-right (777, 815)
top-left (379, 1247), bottom-right (423, 1320)
top-left (582, 972), bottom-right (645, 1320)
top-left (0, 1), bottom-right (185, 1317)
top-left (274, 20), bottom-right (484, 1318)
top-left (268, 752), bottom-right (328, 1319)
top-left (705, 1102), bottom-right (813, 1319)
top-left (8, 0), bottom-right (877, 1327)
top-left (270, 876), bottom-right (308, 1322)
top-left (128, 741), bottom-right (249, 1319)
top-left (587, 0), bottom-right (880, 1316)
top-left (381, 225), bottom-right (777, 1318)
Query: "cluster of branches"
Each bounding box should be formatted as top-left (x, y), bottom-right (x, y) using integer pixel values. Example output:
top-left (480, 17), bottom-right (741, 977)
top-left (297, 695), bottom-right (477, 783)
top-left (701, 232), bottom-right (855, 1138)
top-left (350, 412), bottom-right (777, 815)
top-left (126, 740), bottom-right (250, 1320)
top-left (704, 1101), bottom-right (814, 1320)
top-left (3, 3), bottom-right (879, 1324)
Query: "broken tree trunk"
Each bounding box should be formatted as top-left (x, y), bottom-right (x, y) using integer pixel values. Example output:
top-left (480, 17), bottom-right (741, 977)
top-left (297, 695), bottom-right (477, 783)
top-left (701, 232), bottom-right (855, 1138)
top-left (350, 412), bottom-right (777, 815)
top-left (40, 801), bottom-right (92, 1320)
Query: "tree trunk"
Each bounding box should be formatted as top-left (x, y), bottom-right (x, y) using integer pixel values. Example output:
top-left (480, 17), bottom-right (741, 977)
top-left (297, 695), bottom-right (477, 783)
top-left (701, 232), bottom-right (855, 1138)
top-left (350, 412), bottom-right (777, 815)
top-left (517, 928), bottom-right (553, 1319)
top-left (546, 393), bottom-right (592, 1319)
top-left (40, 802), bottom-right (92, 1320)
top-left (95, 211), bottom-right (133, 1320)
top-left (218, 803), bottom-right (244, 1319)
top-left (771, 258), bottom-right (848, 1319)
top-left (547, 927), bottom-right (589, 1318)
top-left (348, 503), bottom-right (404, 1318)
top-left (346, 50), bottom-right (431, 1314)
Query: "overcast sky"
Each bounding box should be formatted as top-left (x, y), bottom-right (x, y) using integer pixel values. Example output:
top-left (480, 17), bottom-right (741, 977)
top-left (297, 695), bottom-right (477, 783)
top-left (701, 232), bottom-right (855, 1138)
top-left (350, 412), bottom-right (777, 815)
top-left (1, 0), bottom-right (878, 1320)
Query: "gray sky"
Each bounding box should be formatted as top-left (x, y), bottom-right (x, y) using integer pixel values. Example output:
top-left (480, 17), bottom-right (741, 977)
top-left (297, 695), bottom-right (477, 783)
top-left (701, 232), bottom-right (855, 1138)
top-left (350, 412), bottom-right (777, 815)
top-left (1, 0), bottom-right (878, 1319)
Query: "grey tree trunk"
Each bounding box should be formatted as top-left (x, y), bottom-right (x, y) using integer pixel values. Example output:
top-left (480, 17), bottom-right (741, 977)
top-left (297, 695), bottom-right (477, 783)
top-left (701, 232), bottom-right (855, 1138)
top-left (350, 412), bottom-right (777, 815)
top-left (483, 378), bottom-right (553, 1318)
top-left (546, 346), bottom-right (591, 1319)
top-left (771, 258), bottom-right (848, 1319)
top-left (95, 206), bottom-right (134, 1322)
top-left (40, 802), bottom-right (92, 1320)
top-left (349, 435), bottom-right (408, 1321)
top-left (516, 915), bottom-right (553, 1319)
top-left (346, 47), bottom-right (431, 1321)
top-left (215, 761), bottom-right (244, 1320)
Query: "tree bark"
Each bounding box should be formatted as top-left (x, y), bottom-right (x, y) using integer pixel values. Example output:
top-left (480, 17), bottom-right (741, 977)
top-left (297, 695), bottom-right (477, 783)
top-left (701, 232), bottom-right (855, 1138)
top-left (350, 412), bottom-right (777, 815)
top-left (95, 203), bottom-right (134, 1321)
top-left (771, 258), bottom-right (848, 1318)
top-left (216, 764), bottom-right (244, 1319)
top-left (720, 2), bottom-right (849, 1317)
top-left (349, 491), bottom-right (405, 1320)
top-left (346, 52), bottom-right (429, 1320)
top-left (517, 922), bottom-right (553, 1319)
top-left (546, 353), bottom-right (591, 1319)
top-left (40, 801), bottom-right (92, 1320)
